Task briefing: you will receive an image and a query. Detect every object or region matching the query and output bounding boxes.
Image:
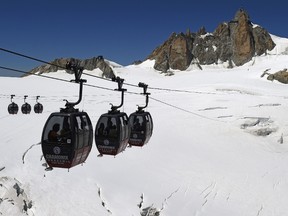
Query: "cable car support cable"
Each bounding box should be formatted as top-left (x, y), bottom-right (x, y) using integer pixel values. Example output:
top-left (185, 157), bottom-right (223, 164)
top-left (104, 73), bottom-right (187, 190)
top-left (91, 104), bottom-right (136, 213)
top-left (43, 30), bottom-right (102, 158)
top-left (1, 64), bottom-right (225, 122)
top-left (0, 48), bottom-right (214, 95)
top-left (0, 49), bottom-right (227, 123)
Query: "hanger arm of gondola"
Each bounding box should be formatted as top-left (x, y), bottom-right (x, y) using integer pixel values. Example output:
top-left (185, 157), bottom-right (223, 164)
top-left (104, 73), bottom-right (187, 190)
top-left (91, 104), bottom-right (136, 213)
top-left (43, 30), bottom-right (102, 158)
top-left (110, 89), bottom-right (126, 112)
top-left (24, 95), bottom-right (28, 103)
top-left (112, 76), bottom-right (125, 90)
top-left (10, 94), bottom-right (15, 103)
top-left (110, 76), bottom-right (127, 112)
top-left (65, 79), bottom-right (86, 109)
top-left (62, 60), bottom-right (87, 112)
top-left (66, 60), bottom-right (84, 82)
top-left (137, 82), bottom-right (150, 111)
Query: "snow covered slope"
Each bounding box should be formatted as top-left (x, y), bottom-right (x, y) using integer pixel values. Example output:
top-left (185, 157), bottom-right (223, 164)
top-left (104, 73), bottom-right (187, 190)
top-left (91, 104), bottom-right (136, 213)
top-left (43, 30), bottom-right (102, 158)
top-left (1, 37), bottom-right (288, 216)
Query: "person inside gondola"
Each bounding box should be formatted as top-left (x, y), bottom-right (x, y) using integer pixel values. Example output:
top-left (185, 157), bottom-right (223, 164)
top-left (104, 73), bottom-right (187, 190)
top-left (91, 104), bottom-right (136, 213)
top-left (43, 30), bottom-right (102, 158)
top-left (60, 121), bottom-right (71, 143)
top-left (98, 123), bottom-right (105, 136)
top-left (105, 119), bottom-right (117, 137)
top-left (48, 123), bottom-right (60, 142)
top-left (133, 118), bottom-right (142, 131)
top-left (109, 123), bottom-right (117, 137)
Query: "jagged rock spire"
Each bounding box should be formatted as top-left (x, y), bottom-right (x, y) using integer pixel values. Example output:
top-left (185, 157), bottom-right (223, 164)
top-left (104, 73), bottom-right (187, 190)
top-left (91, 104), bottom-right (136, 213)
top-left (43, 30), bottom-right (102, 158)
top-left (147, 9), bottom-right (276, 72)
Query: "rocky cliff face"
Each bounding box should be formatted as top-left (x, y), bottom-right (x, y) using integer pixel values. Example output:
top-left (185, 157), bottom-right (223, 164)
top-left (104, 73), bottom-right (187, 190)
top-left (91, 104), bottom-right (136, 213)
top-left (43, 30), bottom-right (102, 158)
top-left (147, 9), bottom-right (276, 72)
top-left (28, 56), bottom-right (116, 79)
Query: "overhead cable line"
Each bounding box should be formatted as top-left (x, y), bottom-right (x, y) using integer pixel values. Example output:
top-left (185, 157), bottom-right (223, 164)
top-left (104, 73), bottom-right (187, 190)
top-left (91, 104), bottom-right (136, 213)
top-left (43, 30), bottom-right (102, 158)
top-left (0, 66), bottom-right (70, 83)
top-left (148, 86), bottom-right (216, 95)
top-left (149, 96), bottom-right (226, 123)
top-left (0, 48), bottom-right (224, 122)
top-left (0, 66), bottom-right (116, 92)
top-left (1, 47), bottom-right (139, 89)
top-left (0, 48), bottom-right (66, 70)
top-left (0, 47), bottom-right (214, 95)
top-left (1, 65), bottom-right (224, 123)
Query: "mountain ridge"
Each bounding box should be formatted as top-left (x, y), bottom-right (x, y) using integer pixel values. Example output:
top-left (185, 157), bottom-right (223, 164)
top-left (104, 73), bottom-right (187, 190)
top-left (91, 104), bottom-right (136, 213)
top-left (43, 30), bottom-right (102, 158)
top-left (147, 9), bottom-right (276, 72)
top-left (27, 9), bottom-right (288, 76)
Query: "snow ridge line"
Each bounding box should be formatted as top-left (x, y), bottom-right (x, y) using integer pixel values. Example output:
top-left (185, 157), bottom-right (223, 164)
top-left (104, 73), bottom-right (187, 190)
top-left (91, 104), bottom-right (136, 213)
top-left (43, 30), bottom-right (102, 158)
top-left (161, 187), bottom-right (180, 209)
top-left (97, 185), bottom-right (112, 214)
top-left (0, 177), bottom-right (34, 215)
top-left (22, 142), bottom-right (41, 164)
top-left (139, 188), bottom-right (179, 216)
top-left (137, 193), bottom-right (144, 209)
top-left (257, 205), bottom-right (264, 216)
top-left (200, 181), bottom-right (217, 207)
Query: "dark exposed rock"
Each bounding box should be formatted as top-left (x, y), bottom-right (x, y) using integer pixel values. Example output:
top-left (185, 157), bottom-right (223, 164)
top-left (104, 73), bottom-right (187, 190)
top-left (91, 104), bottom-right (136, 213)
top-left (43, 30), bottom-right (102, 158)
top-left (148, 9), bottom-right (276, 72)
top-left (91, 56), bottom-right (116, 79)
top-left (23, 200), bottom-right (33, 212)
top-left (262, 68), bottom-right (288, 84)
top-left (149, 32), bottom-right (194, 71)
top-left (13, 183), bottom-right (24, 197)
top-left (192, 31), bottom-right (218, 65)
top-left (213, 23), bottom-right (233, 63)
top-left (133, 60), bottom-right (143, 65)
top-left (169, 32), bottom-right (194, 70)
top-left (252, 25), bottom-right (276, 56)
top-left (230, 9), bottom-right (255, 66)
top-left (140, 206), bottom-right (160, 216)
top-left (26, 58), bottom-right (68, 75)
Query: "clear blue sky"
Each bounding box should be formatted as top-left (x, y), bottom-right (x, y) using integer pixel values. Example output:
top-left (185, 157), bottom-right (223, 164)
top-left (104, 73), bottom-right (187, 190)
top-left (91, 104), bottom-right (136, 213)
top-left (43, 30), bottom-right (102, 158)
top-left (1, 0), bottom-right (288, 77)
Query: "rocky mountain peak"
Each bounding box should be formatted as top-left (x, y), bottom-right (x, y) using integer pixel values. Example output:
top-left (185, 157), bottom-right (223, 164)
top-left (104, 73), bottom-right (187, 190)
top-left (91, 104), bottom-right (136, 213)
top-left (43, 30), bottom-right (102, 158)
top-left (27, 56), bottom-right (116, 78)
top-left (147, 9), bottom-right (276, 72)
top-left (234, 8), bottom-right (250, 22)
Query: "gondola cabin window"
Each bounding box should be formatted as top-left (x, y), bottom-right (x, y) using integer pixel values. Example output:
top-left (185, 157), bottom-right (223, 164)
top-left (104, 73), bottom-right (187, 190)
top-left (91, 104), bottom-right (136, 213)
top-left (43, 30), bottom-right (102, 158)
top-left (95, 112), bottom-right (130, 156)
top-left (43, 115), bottom-right (73, 145)
top-left (119, 114), bottom-right (129, 142)
top-left (145, 114), bottom-right (153, 138)
top-left (75, 116), bottom-right (84, 149)
top-left (75, 115), bottom-right (92, 149)
top-left (81, 115), bottom-right (93, 147)
top-left (96, 116), bottom-right (118, 138)
top-left (108, 117), bottom-right (118, 138)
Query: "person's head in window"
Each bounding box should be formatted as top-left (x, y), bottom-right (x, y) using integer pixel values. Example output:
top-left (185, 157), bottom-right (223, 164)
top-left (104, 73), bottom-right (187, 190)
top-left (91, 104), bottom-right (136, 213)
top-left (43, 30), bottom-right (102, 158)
top-left (48, 123), bottom-right (60, 141)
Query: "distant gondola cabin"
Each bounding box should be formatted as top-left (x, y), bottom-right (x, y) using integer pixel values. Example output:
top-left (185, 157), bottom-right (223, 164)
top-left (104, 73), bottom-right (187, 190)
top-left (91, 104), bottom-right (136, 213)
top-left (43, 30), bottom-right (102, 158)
top-left (8, 102), bottom-right (19, 114)
top-left (34, 103), bottom-right (43, 114)
top-left (41, 112), bottom-right (93, 168)
top-left (21, 103), bottom-right (31, 114)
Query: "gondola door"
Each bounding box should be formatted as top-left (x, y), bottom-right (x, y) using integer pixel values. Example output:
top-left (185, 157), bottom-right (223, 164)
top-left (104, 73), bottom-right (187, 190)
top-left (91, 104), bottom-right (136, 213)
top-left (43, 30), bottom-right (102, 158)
top-left (72, 114), bottom-right (93, 166)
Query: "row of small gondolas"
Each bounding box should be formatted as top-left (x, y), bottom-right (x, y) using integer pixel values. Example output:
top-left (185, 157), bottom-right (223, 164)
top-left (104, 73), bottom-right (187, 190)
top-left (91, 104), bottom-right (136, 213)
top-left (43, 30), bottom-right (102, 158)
top-left (8, 95), bottom-right (43, 114)
top-left (7, 61), bottom-right (153, 170)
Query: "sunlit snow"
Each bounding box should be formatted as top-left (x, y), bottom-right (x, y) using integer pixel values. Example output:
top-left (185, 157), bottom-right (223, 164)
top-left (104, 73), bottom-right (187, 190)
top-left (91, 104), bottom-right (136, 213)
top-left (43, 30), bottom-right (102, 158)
top-left (1, 34), bottom-right (288, 216)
